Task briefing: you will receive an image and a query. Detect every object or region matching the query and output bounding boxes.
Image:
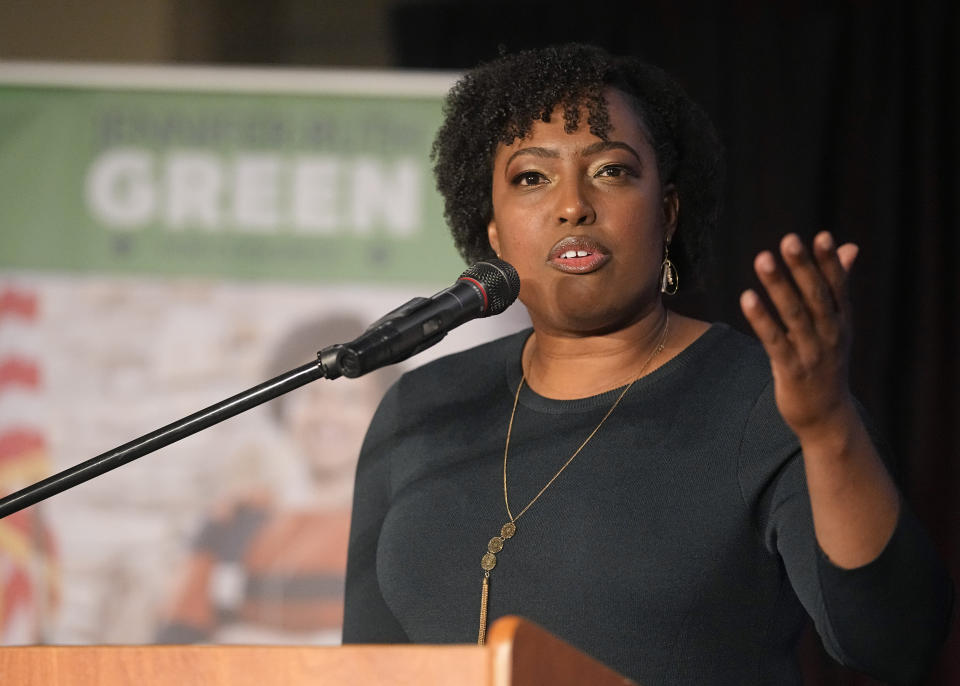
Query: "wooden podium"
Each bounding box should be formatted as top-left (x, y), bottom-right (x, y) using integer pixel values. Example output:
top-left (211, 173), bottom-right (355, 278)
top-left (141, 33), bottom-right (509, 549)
top-left (0, 616), bottom-right (636, 686)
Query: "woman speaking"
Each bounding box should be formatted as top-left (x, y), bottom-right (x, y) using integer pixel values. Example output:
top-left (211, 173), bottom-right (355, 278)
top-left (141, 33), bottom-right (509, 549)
top-left (342, 44), bottom-right (951, 685)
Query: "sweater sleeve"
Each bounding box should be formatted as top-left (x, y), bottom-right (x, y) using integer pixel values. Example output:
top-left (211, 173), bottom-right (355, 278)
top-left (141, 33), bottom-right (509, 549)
top-left (742, 381), bottom-right (953, 685)
top-left (342, 380), bottom-right (410, 644)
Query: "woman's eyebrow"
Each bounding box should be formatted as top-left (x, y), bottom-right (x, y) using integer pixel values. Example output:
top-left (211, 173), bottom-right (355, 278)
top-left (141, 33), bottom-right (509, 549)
top-left (504, 146), bottom-right (559, 167)
top-left (504, 141), bottom-right (643, 168)
top-left (580, 140), bottom-right (642, 162)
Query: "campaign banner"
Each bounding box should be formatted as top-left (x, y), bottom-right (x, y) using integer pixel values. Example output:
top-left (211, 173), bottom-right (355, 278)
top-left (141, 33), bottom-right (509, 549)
top-left (0, 64), bottom-right (529, 646)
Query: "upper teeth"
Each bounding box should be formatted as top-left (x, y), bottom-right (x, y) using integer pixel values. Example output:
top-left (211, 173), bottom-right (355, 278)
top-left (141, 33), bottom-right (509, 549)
top-left (561, 250), bottom-right (591, 258)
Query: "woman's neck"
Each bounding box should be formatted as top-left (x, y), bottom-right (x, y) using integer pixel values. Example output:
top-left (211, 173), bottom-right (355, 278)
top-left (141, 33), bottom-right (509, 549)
top-left (520, 309), bottom-right (709, 400)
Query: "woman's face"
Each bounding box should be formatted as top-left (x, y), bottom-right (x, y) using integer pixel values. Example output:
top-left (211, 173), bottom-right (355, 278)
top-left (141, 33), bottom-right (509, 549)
top-left (487, 88), bottom-right (677, 336)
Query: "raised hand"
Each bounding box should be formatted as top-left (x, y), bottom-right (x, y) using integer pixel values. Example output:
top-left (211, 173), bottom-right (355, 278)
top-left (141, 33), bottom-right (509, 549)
top-left (739, 231), bottom-right (859, 439)
top-left (740, 231), bottom-right (899, 568)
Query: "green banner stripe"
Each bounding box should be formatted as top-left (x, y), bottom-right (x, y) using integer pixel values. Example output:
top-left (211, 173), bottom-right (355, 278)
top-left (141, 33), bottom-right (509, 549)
top-left (0, 71), bottom-right (466, 284)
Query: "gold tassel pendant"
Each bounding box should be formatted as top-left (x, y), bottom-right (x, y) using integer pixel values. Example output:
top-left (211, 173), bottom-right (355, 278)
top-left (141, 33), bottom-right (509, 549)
top-left (478, 572), bottom-right (490, 645)
top-left (477, 522), bottom-right (515, 645)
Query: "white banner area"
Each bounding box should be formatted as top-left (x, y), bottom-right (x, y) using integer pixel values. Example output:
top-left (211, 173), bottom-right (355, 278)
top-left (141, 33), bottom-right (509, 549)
top-left (0, 64), bottom-right (530, 645)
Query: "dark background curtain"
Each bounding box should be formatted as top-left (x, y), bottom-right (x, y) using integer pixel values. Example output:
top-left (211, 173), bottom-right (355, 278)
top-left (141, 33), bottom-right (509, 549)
top-left (393, 1), bottom-right (959, 683)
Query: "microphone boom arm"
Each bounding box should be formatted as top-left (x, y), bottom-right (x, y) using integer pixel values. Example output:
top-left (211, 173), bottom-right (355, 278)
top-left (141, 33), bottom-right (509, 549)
top-left (0, 356), bottom-right (335, 518)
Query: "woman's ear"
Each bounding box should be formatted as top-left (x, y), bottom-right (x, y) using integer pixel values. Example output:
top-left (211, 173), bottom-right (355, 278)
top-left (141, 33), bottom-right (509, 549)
top-left (487, 219), bottom-right (501, 257)
top-left (662, 185), bottom-right (679, 243)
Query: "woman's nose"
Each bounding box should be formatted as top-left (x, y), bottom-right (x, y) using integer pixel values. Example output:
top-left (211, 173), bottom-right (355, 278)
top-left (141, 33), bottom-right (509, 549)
top-left (556, 178), bottom-right (596, 226)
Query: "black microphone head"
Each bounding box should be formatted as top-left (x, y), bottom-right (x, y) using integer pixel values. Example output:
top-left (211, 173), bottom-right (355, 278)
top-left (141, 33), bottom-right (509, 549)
top-left (458, 258), bottom-right (520, 316)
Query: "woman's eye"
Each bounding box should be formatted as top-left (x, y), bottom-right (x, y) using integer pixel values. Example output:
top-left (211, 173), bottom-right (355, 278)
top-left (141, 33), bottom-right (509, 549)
top-left (512, 171), bottom-right (547, 186)
top-left (596, 165), bottom-right (634, 178)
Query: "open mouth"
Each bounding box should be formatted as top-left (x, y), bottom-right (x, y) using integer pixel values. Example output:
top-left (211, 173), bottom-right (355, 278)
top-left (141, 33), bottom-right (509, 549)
top-left (548, 236), bottom-right (611, 274)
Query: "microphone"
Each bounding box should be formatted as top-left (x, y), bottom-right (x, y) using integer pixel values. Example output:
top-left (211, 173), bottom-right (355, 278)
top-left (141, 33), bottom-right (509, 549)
top-left (321, 258), bottom-right (520, 379)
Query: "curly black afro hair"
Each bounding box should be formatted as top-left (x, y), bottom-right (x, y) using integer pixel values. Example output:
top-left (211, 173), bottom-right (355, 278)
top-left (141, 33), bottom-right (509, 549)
top-left (430, 43), bottom-right (724, 289)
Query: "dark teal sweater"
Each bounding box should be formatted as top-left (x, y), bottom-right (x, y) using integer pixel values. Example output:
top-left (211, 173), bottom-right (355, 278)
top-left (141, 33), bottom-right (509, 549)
top-left (344, 324), bottom-right (951, 685)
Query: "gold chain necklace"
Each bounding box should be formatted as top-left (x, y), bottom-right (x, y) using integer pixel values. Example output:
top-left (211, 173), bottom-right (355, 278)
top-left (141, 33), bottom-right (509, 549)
top-left (476, 313), bottom-right (670, 644)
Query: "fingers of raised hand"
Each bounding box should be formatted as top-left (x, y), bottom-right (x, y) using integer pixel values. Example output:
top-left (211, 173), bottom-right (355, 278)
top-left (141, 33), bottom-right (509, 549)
top-left (740, 288), bottom-right (795, 366)
top-left (812, 231), bottom-right (857, 309)
top-left (751, 242), bottom-right (818, 361)
top-left (776, 234), bottom-right (854, 342)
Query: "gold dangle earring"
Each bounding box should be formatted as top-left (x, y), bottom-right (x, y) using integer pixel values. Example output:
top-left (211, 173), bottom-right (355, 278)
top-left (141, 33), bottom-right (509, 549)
top-left (660, 241), bottom-right (679, 295)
